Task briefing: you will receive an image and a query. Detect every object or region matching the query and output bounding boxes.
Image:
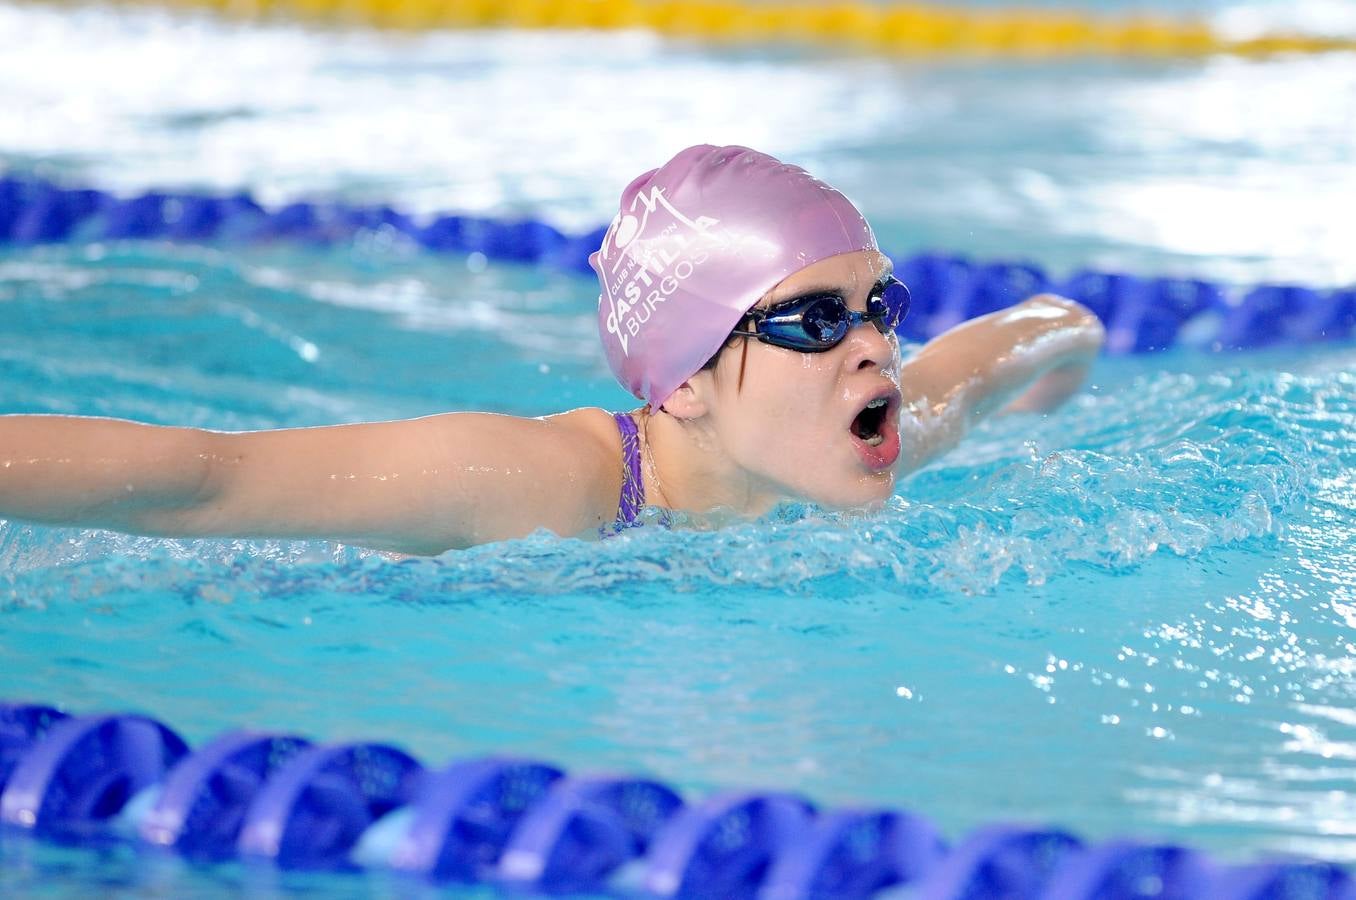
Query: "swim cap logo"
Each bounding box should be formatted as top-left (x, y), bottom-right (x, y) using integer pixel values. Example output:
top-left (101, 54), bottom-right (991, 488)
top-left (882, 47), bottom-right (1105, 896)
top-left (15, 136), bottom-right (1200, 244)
top-left (600, 187), bottom-right (718, 357)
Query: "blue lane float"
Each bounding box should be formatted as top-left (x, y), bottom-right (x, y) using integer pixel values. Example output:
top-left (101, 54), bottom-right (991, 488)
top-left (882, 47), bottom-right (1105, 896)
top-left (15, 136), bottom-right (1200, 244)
top-left (0, 705), bottom-right (69, 796)
top-left (1, 173), bottom-right (1355, 352)
top-left (498, 775), bottom-right (685, 892)
top-left (640, 791), bottom-right (815, 898)
top-left (0, 711), bottom-right (188, 840)
top-left (386, 757), bottom-right (562, 880)
top-left (235, 740), bottom-right (424, 868)
top-left (137, 730), bottom-right (313, 859)
top-left (758, 808), bottom-right (945, 900)
top-left (1, 703), bottom-right (1353, 899)
top-left (1039, 840), bottom-right (1216, 900)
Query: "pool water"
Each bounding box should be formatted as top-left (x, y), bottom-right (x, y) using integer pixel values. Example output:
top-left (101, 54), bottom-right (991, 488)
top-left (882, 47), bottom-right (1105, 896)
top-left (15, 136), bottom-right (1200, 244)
top-left (2, 0), bottom-right (1355, 892)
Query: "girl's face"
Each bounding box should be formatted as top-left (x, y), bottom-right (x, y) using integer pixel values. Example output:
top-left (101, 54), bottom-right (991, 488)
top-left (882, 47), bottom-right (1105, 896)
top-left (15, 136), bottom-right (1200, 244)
top-left (701, 250), bottom-right (904, 510)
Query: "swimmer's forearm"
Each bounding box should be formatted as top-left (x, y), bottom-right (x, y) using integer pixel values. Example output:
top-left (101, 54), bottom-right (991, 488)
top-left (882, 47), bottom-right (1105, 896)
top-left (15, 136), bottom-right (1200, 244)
top-left (912, 294), bottom-right (1102, 416)
top-left (896, 295), bottom-right (1103, 469)
top-left (0, 415), bottom-right (445, 546)
top-left (1000, 358), bottom-right (1094, 414)
top-left (0, 415), bottom-right (221, 532)
top-left (977, 295), bottom-right (1103, 416)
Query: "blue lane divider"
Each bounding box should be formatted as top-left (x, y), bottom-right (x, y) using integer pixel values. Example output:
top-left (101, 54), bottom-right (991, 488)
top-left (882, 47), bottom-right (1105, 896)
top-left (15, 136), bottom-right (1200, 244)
top-left (498, 775), bottom-right (685, 892)
top-left (640, 791), bottom-right (815, 898)
top-left (1038, 841), bottom-right (1216, 899)
top-left (760, 808), bottom-right (947, 899)
top-left (387, 757), bottom-right (563, 880)
top-left (1, 703), bottom-right (1353, 899)
top-left (0, 711), bottom-right (188, 840)
top-left (0, 705), bottom-right (69, 798)
top-left (236, 740), bottom-right (424, 868)
top-left (138, 730), bottom-right (313, 859)
top-left (2, 173), bottom-right (1355, 352)
top-left (912, 824), bottom-right (1083, 899)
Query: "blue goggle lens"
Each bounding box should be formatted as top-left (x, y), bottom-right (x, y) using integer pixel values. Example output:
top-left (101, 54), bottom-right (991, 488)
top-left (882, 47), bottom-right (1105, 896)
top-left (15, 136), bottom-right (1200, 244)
top-left (742, 277), bottom-right (911, 352)
top-left (877, 278), bottom-right (912, 331)
top-left (801, 296), bottom-right (848, 343)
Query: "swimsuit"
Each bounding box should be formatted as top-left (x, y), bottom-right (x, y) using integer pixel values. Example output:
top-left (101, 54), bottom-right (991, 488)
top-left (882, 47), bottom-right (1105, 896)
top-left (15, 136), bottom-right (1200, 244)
top-left (608, 411), bottom-right (646, 533)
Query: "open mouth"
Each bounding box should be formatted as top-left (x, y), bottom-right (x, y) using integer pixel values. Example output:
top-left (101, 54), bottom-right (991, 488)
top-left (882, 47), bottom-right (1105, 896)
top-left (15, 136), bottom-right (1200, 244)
top-left (850, 395), bottom-right (891, 447)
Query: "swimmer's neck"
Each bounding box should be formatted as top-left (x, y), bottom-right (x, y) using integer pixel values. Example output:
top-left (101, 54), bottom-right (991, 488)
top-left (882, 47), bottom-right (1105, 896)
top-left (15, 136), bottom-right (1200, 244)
top-left (641, 408), bottom-right (784, 519)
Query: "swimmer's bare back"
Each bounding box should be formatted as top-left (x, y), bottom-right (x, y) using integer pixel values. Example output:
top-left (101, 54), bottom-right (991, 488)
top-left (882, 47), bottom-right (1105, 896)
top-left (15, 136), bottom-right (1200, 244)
top-left (0, 295), bottom-right (1101, 555)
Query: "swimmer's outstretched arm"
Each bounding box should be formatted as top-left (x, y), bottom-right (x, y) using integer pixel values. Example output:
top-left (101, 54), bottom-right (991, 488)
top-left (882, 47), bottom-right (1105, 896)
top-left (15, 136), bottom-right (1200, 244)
top-left (895, 294), bottom-right (1105, 472)
top-left (0, 412), bottom-right (619, 555)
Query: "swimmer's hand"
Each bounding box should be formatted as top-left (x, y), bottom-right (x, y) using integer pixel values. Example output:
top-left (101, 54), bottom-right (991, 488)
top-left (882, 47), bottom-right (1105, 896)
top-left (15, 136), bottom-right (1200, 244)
top-left (0, 410), bottom-right (622, 555)
top-left (895, 294), bottom-right (1105, 472)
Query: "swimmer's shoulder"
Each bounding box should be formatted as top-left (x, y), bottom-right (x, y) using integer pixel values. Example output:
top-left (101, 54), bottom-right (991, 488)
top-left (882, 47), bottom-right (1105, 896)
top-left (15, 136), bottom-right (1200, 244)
top-left (380, 408), bottom-right (626, 541)
top-left (536, 406), bottom-right (629, 532)
top-left (541, 406), bottom-right (625, 453)
top-left (410, 406), bottom-right (621, 467)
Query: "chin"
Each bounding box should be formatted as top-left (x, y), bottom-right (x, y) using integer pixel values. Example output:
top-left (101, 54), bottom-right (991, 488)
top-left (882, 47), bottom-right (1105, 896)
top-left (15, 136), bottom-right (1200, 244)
top-left (806, 471), bottom-right (896, 510)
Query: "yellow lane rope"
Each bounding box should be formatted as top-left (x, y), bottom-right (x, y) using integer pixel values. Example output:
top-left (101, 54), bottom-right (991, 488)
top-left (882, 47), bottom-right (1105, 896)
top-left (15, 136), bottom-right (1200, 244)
top-left (158, 0), bottom-right (1356, 57)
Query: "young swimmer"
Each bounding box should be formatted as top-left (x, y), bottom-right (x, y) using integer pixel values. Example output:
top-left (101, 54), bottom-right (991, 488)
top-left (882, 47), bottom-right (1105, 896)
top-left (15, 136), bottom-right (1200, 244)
top-left (0, 145), bottom-right (1104, 555)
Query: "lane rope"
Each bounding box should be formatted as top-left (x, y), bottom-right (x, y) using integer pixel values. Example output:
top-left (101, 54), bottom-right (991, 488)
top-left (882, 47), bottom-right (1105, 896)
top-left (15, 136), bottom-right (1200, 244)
top-left (2, 173), bottom-right (1353, 352)
top-left (2, 702), bottom-right (1351, 898)
top-left (101, 0), bottom-right (1356, 58)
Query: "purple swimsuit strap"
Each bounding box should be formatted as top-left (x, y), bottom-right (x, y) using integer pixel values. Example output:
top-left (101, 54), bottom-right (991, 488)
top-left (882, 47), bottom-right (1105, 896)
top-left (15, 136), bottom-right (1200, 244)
top-left (611, 412), bottom-right (645, 528)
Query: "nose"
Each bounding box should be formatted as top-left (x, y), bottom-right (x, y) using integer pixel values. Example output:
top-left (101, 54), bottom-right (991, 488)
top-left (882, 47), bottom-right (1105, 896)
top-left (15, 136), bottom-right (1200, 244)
top-left (842, 318), bottom-right (897, 373)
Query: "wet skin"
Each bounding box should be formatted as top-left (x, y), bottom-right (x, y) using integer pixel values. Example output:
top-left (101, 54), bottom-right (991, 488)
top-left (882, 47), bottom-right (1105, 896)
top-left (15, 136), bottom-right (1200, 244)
top-left (645, 249), bottom-right (906, 515)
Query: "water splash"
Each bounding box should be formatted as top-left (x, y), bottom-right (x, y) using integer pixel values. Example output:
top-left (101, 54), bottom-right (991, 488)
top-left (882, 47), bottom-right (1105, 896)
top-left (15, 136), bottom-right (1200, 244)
top-left (4, 362), bottom-right (1344, 606)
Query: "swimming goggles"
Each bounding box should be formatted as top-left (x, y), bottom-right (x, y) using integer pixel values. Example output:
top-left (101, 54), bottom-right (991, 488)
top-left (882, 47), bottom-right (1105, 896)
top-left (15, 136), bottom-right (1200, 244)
top-left (729, 276), bottom-right (911, 352)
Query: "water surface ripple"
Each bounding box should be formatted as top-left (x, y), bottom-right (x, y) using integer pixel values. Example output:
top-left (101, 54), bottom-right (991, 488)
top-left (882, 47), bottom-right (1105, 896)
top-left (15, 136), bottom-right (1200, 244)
top-left (3, 243), bottom-right (1354, 871)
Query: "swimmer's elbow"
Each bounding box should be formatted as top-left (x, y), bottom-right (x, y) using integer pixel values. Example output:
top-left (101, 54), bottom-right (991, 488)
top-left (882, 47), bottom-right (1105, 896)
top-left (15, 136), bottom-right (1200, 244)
top-left (126, 429), bottom-right (241, 535)
top-left (170, 429), bottom-right (240, 513)
top-left (987, 294), bottom-right (1103, 381)
top-left (1025, 294), bottom-right (1106, 354)
top-left (987, 296), bottom-right (1103, 415)
top-left (901, 295), bottom-right (1104, 433)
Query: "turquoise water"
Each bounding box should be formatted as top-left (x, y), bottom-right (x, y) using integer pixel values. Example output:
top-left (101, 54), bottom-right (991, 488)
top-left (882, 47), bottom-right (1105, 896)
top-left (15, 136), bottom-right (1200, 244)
top-left (2, 0), bottom-right (1355, 893)
top-left (3, 241), bottom-right (1354, 877)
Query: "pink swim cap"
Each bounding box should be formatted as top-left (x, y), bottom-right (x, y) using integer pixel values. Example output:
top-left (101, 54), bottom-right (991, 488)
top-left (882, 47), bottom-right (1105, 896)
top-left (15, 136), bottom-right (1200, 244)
top-left (592, 145), bottom-right (878, 407)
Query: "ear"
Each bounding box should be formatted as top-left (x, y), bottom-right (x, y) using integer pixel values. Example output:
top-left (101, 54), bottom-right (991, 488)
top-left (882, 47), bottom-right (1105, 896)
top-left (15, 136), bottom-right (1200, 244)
top-left (657, 371), bottom-right (713, 421)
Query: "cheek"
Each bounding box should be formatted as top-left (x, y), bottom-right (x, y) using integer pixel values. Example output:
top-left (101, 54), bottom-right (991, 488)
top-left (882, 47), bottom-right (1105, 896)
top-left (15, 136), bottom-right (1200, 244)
top-left (738, 357), bottom-right (839, 445)
top-left (745, 347), bottom-right (834, 388)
